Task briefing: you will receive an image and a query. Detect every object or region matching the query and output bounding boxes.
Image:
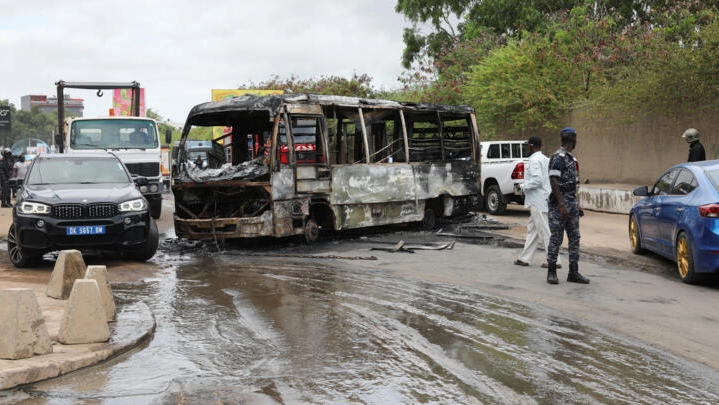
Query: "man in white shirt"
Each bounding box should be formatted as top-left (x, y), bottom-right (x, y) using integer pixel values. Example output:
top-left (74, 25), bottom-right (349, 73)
top-left (514, 136), bottom-right (561, 268)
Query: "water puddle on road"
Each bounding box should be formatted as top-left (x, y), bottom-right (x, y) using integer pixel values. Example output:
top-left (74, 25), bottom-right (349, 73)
top-left (12, 249), bottom-right (719, 404)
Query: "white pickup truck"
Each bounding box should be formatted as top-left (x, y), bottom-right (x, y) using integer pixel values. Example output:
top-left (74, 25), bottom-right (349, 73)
top-left (480, 140), bottom-right (530, 215)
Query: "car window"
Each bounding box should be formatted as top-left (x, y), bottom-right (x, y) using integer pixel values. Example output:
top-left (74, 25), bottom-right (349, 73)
top-left (487, 144), bottom-right (500, 159)
top-left (652, 169), bottom-right (679, 196)
top-left (27, 158), bottom-right (130, 185)
top-left (670, 169), bottom-right (698, 195)
top-left (511, 143), bottom-right (522, 158)
top-left (500, 143), bottom-right (511, 158)
top-left (704, 169), bottom-right (719, 191)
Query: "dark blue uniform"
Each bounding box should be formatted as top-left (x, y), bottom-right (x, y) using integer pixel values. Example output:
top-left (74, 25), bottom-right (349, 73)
top-left (547, 147), bottom-right (580, 265)
top-left (0, 154), bottom-right (13, 207)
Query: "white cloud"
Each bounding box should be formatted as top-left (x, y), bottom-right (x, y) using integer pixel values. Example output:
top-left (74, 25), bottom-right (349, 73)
top-left (0, 0), bottom-right (409, 122)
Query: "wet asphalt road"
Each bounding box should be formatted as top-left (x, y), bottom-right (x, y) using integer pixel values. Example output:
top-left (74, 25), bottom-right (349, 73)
top-left (7, 231), bottom-right (719, 405)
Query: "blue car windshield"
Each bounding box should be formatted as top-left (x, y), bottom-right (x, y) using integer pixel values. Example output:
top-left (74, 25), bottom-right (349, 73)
top-left (27, 158), bottom-right (131, 185)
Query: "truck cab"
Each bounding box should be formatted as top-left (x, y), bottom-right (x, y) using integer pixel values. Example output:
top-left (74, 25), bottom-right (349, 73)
top-left (63, 116), bottom-right (164, 219)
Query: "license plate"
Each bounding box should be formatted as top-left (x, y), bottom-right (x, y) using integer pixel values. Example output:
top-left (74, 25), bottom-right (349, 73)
top-left (66, 225), bottom-right (106, 236)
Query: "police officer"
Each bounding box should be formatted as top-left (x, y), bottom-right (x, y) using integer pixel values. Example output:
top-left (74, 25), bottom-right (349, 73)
top-left (681, 128), bottom-right (706, 162)
top-left (546, 127), bottom-right (589, 285)
top-left (0, 149), bottom-right (14, 207)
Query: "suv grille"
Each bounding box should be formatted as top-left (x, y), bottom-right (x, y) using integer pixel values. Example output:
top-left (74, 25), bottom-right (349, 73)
top-left (124, 162), bottom-right (159, 177)
top-left (53, 203), bottom-right (118, 219)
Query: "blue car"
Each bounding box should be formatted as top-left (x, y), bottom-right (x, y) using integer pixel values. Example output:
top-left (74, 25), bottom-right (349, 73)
top-left (629, 160), bottom-right (719, 283)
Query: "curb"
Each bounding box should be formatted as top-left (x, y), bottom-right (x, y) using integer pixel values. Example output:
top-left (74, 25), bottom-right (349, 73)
top-left (0, 301), bottom-right (155, 390)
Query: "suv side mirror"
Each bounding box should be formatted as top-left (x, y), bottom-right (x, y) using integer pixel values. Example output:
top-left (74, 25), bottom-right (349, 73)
top-left (165, 128), bottom-right (172, 144)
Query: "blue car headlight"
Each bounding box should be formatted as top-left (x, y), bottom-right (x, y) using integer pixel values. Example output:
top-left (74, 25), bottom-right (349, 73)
top-left (119, 198), bottom-right (147, 212)
top-left (17, 201), bottom-right (51, 215)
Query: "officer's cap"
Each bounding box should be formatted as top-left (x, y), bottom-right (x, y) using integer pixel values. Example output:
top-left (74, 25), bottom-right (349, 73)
top-left (560, 127), bottom-right (577, 136)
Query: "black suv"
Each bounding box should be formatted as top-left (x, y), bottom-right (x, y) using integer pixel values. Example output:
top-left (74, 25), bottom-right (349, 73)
top-left (7, 152), bottom-right (159, 267)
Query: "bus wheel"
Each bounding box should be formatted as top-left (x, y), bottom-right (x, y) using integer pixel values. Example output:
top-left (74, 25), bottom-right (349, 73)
top-left (422, 208), bottom-right (437, 230)
top-left (304, 218), bottom-right (320, 243)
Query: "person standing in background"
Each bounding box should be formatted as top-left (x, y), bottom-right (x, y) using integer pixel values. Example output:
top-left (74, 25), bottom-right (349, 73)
top-left (546, 128), bottom-right (589, 285)
top-left (514, 136), bottom-right (561, 269)
top-left (681, 128), bottom-right (706, 162)
top-left (0, 149), bottom-right (14, 207)
top-left (11, 155), bottom-right (28, 200)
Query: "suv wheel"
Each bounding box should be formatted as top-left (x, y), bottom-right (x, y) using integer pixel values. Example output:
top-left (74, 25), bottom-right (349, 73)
top-left (485, 184), bottom-right (507, 215)
top-left (7, 224), bottom-right (42, 268)
top-left (128, 219), bottom-right (159, 261)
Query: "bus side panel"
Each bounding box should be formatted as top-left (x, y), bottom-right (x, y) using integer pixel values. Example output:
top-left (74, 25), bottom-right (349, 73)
top-left (330, 201), bottom-right (425, 230)
top-left (329, 164), bottom-right (422, 229)
top-left (330, 164), bottom-right (416, 204)
top-left (271, 166), bottom-right (297, 200)
top-left (412, 160), bottom-right (481, 198)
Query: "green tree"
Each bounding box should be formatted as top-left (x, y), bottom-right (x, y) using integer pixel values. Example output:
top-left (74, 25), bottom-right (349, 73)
top-left (0, 102), bottom-right (55, 148)
top-left (464, 35), bottom-right (580, 137)
top-left (239, 73), bottom-right (379, 98)
top-left (147, 108), bottom-right (181, 144)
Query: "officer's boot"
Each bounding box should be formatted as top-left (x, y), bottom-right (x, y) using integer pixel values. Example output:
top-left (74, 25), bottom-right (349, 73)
top-left (546, 263), bottom-right (559, 285)
top-left (567, 262), bottom-right (590, 284)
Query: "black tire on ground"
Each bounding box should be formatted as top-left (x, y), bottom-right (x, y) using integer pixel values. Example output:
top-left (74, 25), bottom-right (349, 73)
top-left (485, 184), bottom-right (507, 215)
top-left (422, 208), bottom-right (437, 230)
top-left (149, 197), bottom-right (162, 219)
top-left (7, 223), bottom-right (41, 268)
top-left (128, 218), bottom-right (159, 261)
top-left (304, 218), bottom-right (320, 243)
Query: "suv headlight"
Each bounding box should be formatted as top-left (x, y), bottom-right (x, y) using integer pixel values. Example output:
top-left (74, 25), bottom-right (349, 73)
top-left (17, 201), bottom-right (51, 215)
top-left (119, 198), bottom-right (147, 212)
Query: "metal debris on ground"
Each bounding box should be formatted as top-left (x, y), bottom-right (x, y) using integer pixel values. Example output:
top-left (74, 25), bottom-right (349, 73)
top-left (462, 212), bottom-right (511, 230)
top-left (369, 240), bottom-right (456, 253)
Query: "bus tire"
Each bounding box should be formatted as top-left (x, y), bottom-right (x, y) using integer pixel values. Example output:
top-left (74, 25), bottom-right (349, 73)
top-left (422, 208), bottom-right (437, 230)
top-left (304, 218), bottom-right (320, 243)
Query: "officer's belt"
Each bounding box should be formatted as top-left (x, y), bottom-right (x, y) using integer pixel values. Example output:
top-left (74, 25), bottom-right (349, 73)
top-left (558, 185), bottom-right (576, 192)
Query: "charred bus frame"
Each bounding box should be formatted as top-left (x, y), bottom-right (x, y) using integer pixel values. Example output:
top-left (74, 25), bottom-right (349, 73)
top-left (171, 93), bottom-right (482, 242)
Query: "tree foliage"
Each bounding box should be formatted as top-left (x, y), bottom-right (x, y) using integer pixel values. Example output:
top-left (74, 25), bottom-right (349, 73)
top-left (395, 0), bottom-right (719, 135)
top-left (239, 73), bottom-right (378, 98)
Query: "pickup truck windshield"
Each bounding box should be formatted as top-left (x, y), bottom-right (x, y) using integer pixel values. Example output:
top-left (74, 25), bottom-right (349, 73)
top-left (70, 119), bottom-right (159, 150)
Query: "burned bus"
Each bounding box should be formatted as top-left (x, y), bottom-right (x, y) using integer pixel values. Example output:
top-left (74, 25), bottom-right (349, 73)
top-left (171, 93), bottom-right (482, 242)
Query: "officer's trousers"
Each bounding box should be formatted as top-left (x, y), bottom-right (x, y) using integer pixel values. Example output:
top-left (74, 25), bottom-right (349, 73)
top-left (547, 197), bottom-right (580, 265)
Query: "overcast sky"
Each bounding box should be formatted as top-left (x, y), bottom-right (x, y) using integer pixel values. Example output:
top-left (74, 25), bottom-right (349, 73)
top-left (1, 0), bottom-right (411, 124)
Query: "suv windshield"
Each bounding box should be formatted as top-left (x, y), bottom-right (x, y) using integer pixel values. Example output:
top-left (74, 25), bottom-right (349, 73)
top-left (27, 157), bottom-right (131, 185)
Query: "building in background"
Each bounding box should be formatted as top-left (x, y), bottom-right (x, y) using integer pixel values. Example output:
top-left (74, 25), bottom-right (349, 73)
top-left (21, 94), bottom-right (84, 117)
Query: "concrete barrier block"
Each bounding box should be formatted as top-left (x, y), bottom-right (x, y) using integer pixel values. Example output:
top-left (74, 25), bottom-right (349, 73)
top-left (46, 250), bottom-right (86, 300)
top-left (84, 265), bottom-right (116, 322)
top-left (0, 288), bottom-right (53, 359)
top-left (58, 279), bottom-right (110, 345)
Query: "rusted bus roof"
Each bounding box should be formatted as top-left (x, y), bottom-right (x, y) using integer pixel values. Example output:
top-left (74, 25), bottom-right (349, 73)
top-left (184, 93), bottom-right (476, 127)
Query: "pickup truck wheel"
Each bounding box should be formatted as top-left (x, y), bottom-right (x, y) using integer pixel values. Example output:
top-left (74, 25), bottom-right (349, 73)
top-left (485, 185), bottom-right (507, 215)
